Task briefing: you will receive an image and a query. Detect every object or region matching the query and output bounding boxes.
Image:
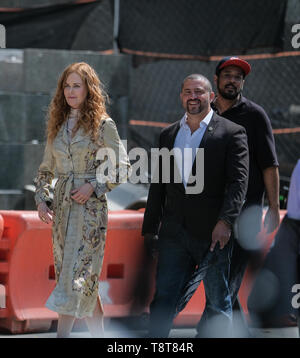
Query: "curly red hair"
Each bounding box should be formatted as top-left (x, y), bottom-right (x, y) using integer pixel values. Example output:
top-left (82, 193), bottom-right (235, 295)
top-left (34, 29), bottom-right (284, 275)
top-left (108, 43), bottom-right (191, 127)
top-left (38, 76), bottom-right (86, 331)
top-left (47, 62), bottom-right (109, 143)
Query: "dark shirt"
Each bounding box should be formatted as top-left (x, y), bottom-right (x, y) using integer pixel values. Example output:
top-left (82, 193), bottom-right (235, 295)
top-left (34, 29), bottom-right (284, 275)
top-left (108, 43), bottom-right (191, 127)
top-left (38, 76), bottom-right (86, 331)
top-left (212, 96), bottom-right (278, 206)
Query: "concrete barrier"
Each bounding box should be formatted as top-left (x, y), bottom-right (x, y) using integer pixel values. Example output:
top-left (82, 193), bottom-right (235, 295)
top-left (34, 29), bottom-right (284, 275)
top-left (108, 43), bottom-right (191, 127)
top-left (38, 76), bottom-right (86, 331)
top-left (0, 91), bottom-right (49, 143)
top-left (0, 143), bottom-right (45, 190)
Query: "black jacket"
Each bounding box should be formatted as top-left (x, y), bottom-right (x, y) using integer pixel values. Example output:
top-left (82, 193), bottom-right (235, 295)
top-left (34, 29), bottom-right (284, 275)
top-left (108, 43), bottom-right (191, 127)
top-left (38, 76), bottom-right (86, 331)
top-left (142, 112), bottom-right (249, 241)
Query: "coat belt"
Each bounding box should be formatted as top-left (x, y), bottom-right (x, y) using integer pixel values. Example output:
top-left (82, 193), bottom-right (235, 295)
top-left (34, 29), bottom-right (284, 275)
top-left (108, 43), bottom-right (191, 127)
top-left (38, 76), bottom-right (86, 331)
top-left (57, 172), bottom-right (96, 180)
top-left (55, 173), bottom-right (97, 244)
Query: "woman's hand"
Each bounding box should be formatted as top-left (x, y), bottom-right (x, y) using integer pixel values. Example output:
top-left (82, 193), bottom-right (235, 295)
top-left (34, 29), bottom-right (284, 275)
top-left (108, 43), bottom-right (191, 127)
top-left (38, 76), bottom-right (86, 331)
top-left (38, 202), bottom-right (54, 224)
top-left (71, 183), bottom-right (94, 204)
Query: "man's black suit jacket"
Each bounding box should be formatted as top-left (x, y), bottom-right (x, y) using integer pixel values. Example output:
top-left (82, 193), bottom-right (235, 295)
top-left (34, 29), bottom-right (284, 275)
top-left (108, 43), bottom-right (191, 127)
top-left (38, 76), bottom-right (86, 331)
top-left (142, 112), bottom-right (249, 242)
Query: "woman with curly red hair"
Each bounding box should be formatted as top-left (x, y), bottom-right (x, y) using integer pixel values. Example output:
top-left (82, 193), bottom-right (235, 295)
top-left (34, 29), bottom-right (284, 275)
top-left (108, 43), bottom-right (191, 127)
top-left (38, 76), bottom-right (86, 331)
top-left (35, 62), bottom-right (131, 338)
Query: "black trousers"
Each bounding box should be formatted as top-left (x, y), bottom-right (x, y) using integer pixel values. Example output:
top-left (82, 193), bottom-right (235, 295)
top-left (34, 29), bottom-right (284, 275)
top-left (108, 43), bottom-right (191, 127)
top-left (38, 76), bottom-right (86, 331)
top-left (174, 204), bottom-right (263, 335)
top-left (149, 217), bottom-right (233, 338)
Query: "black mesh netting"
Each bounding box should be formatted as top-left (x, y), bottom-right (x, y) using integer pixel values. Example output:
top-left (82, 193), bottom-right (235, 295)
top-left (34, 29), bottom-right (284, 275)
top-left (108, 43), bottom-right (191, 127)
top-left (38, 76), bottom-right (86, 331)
top-left (0, 0), bottom-right (114, 51)
top-left (128, 55), bottom-right (300, 184)
top-left (119, 0), bottom-right (287, 57)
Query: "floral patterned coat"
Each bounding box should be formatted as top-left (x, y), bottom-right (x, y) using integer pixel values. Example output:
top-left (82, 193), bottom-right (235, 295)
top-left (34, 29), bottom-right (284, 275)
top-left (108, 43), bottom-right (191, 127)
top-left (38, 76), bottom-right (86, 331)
top-left (34, 118), bottom-right (131, 318)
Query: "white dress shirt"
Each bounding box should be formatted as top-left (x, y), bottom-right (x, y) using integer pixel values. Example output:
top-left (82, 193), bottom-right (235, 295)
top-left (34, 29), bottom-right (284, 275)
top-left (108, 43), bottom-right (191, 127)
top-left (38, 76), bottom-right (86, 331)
top-left (287, 159), bottom-right (300, 220)
top-left (174, 109), bottom-right (213, 187)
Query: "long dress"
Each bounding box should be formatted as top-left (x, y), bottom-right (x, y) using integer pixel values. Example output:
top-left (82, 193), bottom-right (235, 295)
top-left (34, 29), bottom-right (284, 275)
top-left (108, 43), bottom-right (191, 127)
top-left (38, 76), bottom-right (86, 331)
top-left (34, 111), bottom-right (131, 318)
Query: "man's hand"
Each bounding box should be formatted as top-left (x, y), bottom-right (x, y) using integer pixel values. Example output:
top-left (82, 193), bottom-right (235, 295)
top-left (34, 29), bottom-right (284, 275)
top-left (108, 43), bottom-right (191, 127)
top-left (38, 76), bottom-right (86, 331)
top-left (264, 206), bottom-right (280, 234)
top-left (210, 220), bottom-right (231, 252)
top-left (144, 233), bottom-right (159, 258)
top-left (71, 183), bottom-right (94, 204)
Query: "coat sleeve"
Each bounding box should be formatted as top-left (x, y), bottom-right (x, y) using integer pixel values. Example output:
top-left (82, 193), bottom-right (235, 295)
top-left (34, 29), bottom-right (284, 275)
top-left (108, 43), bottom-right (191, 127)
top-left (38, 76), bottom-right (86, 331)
top-left (88, 118), bottom-right (131, 198)
top-left (34, 141), bottom-right (56, 208)
top-left (218, 126), bottom-right (249, 227)
top-left (142, 132), bottom-right (166, 235)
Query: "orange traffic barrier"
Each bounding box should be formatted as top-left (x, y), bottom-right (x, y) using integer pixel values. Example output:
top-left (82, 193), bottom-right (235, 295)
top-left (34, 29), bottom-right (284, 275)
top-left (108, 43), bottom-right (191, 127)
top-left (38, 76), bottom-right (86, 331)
top-left (0, 209), bottom-right (150, 333)
top-left (0, 209), bottom-right (287, 333)
top-left (0, 211), bottom-right (55, 333)
top-left (0, 214), bottom-right (5, 310)
top-left (100, 209), bottom-right (155, 318)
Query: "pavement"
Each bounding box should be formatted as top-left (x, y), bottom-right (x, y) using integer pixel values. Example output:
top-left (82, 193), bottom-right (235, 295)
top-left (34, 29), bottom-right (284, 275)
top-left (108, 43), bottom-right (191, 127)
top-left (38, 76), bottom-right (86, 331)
top-left (0, 326), bottom-right (299, 339)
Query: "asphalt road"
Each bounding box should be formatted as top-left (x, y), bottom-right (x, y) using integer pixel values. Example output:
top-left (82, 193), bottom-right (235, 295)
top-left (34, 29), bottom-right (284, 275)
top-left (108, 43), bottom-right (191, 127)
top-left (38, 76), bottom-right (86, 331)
top-left (0, 326), bottom-right (299, 339)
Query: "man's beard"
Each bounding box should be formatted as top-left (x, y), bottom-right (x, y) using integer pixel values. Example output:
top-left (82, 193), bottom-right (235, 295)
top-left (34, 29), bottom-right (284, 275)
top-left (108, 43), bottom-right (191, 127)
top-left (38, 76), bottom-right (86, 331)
top-left (186, 99), bottom-right (203, 114)
top-left (217, 81), bottom-right (241, 100)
